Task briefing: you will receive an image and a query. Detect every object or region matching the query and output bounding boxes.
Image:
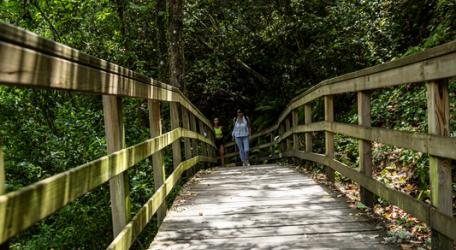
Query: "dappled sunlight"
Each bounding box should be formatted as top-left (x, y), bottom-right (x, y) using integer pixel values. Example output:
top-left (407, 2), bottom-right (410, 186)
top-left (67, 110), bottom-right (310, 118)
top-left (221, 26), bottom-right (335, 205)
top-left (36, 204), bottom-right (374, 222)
top-left (149, 164), bottom-right (389, 249)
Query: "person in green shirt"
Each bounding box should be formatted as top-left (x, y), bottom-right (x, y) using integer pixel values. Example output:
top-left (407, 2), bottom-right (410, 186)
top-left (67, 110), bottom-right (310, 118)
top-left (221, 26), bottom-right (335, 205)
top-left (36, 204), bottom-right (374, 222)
top-left (213, 117), bottom-right (225, 167)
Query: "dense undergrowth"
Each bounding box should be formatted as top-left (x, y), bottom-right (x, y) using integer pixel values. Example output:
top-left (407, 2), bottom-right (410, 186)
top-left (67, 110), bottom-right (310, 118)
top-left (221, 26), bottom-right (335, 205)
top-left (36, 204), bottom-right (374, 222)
top-left (0, 0), bottom-right (455, 249)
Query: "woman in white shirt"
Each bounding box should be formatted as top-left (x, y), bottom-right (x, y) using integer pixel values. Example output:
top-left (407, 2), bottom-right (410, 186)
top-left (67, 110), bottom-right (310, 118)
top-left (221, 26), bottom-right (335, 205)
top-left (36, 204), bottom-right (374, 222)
top-left (232, 109), bottom-right (251, 166)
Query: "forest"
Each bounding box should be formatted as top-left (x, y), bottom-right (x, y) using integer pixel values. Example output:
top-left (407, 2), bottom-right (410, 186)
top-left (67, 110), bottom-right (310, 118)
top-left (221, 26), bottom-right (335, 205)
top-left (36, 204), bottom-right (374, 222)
top-left (0, 0), bottom-right (455, 249)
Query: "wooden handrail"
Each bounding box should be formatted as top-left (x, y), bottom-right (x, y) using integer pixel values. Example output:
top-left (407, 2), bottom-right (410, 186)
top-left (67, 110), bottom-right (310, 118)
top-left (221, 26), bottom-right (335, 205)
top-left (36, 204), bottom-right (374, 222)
top-left (0, 23), bottom-right (217, 248)
top-left (224, 41), bottom-right (456, 245)
top-left (0, 23), bottom-right (212, 129)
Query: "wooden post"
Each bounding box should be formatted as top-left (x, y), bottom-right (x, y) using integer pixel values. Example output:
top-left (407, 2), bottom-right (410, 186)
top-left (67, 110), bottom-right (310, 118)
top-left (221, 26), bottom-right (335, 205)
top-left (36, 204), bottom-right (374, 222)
top-left (170, 103), bottom-right (182, 169)
top-left (198, 121), bottom-right (208, 168)
top-left (270, 133), bottom-right (275, 158)
top-left (304, 104), bottom-right (312, 153)
top-left (324, 96), bottom-right (335, 183)
top-left (148, 100), bottom-right (167, 224)
top-left (357, 92), bottom-right (375, 208)
top-left (292, 110), bottom-right (299, 151)
top-left (285, 117), bottom-right (292, 151)
top-left (181, 107), bottom-right (193, 176)
top-left (102, 96), bottom-right (131, 237)
top-left (279, 124), bottom-right (285, 154)
top-left (189, 113), bottom-right (198, 157)
top-left (426, 80), bottom-right (453, 249)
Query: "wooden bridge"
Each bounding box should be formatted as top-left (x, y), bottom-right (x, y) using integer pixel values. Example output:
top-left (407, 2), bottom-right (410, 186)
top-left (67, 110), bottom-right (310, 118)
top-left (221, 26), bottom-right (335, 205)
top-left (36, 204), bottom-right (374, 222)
top-left (0, 23), bottom-right (455, 249)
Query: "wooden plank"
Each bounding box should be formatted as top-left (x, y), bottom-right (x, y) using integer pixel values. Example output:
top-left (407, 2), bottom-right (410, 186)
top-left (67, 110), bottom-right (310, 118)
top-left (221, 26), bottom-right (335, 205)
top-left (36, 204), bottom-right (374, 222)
top-left (292, 110), bottom-right (299, 150)
top-left (154, 222), bottom-right (379, 241)
top-left (161, 212), bottom-right (368, 230)
top-left (327, 122), bottom-right (456, 160)
top-left (148, 164), bottom-right (391, 249)
top-left (279, 121), bottom-right (456, 160)
top-left (426, 79), bottom-right (453, 249)
top-left (107, 156), bottom-right (215, 250)
top-left (102, 95), bottom-right (131, 236)
top-left (357, 92), bottom-right (375, 208)
top-left (181, 107), bottom-right (193, 175)
top-left (285, 150), bottom-right (456, 241)
top-left (149, 232), bottom-right (391, 250)
top-left (285, 117), bottom-right (292, 151)
top-left (324, 96), bottom-right (335, 183)
top-left (148, 100), bottom-right (167, 224)
top-left (276, 41), bottom-right (456, 126)
top-left (0, 128), bottom-right (212, 244)
top-left (279, 124), bottom-right (285, 154)
top-left (0, 40), bottom-right (212, 129)
top-left (189, 113), bottom-right (199, 159)
top-left (0, 23), bottom-right (175, 92)
top-left (170, 103), bottom-right (182, 169)
top-left (304, 104), bottom-right (312, 153)
top-left (167, 203), bottom-right (354, 217)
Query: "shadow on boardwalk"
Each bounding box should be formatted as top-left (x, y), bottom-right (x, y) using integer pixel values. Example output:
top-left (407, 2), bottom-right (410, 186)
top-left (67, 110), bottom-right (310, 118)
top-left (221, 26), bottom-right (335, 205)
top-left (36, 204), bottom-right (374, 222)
top-left (149, 164), bottom-right (398, 250)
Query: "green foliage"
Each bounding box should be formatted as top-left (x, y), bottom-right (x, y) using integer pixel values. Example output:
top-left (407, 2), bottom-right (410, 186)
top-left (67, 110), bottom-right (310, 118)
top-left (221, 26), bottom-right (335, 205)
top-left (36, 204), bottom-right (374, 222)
top-left (0, 0), bottom-right (455, 249)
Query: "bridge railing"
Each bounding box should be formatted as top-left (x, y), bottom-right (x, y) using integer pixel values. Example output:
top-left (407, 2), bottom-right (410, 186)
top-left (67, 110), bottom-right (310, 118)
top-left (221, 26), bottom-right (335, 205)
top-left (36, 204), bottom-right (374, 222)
top-left (225, 41), bottom-right (456, 247)
top-left (0, 23), bottom-right (216, 249)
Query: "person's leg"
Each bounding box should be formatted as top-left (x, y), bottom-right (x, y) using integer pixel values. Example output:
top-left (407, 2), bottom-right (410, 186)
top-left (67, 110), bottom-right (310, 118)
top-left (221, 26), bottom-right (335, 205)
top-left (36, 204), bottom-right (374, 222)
top-left (242, 136), bottom-right (250, 165)
top-left (235, 137), bottom-right (245, 163)
top-left (220, 145), bottom-right (225, 167)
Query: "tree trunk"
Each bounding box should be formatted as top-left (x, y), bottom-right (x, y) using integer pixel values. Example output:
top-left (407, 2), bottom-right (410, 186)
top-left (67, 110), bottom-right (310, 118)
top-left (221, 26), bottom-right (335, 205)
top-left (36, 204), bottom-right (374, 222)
top-left (156, 0), bottom-right (168, 81)
top-left (168, 0), bottom-right (185, 91)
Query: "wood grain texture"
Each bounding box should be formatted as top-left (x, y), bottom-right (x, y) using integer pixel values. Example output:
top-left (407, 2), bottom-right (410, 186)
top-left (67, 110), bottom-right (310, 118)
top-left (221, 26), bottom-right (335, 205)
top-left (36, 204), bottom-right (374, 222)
top-left (170, 103), bottom-right (182, 169)
top-left (285, 117), bottom-right (292, 151)
top-left (284, 150), bottom-right (456, 241)
top-left (357, 92), bottom-right (375, 208)
top-left (0, 38), bottom-right (211, 129)
top-left (107, 156), bottom-right (215, 250)
top-left (304, 104), bottom-right (312, 153)
top-left (148, 100), bottom-right (167, 224)
top-left (292, 110), bottom-right (299, 150)
top-left (276, 41), bottom-right (456, 126)
top-left (148, 164), bottom-right (392, 250)
top-left (102, 96), bottom-right (131, 236)
top-left (426, 80), bottom-right (453, 249)
top-left (0, 128), bottom-right (213, 244)
top-left (324, 95), bottom-right (335, 183)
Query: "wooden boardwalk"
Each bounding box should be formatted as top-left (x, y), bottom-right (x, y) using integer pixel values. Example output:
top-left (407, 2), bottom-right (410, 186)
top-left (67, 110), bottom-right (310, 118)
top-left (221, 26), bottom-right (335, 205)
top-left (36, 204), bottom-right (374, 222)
top-left (149, 164), bottom-right (396, 249)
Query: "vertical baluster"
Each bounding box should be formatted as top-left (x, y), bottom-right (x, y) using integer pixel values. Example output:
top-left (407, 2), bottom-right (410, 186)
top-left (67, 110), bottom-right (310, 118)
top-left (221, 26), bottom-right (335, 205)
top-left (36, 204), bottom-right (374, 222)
top-left (148, 100), bottom-right (167, 224)
top-left (292, 110), bottom-right (299, 151)
top-left (189, 113), bottom-right (198, 157)
top-left (270, 133), bottom-right (275, 158)
top-left (170, 103), bottom-right (182, 170)
top-left (181, 107), bottom-right (193, 176)
top-left (279, 124), bottom-right (285, 155)
top-left (324, 96), bottom-right (335, 183)
top-left (198, 120), bottom-right (208, 168)
top-left (304, 104), bottom-right (312, 153)
top-left (426, 79), bottom-right (453, 249)
top-left (285, 117), bottom-right (291, 151)
top-left (102, 96), bottom-right (131, 236)
top-left (357, 91), bottom-right (375, 208)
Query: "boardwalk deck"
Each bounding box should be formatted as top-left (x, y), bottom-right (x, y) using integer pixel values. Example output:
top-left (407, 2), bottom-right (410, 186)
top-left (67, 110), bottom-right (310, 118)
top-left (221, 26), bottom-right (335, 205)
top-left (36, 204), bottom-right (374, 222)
top-left (148, 164), bottom-right (396, 250)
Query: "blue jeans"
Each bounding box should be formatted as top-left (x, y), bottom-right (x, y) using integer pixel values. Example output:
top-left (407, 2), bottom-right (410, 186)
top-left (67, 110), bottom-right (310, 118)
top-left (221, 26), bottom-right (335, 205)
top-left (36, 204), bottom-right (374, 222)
top-left (235, 136), bottom-right (250, 162)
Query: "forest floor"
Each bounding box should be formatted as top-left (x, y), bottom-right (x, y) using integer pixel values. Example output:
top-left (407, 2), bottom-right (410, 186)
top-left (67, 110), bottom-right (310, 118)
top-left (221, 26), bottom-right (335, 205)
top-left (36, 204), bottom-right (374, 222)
top-left (291, 162), bottom-right (436, 250)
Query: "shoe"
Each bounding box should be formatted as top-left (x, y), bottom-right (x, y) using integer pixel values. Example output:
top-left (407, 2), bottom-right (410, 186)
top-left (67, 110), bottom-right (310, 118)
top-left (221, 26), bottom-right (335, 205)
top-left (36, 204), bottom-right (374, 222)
top-left (246, 161), bottom-right (251, 166)
top-left (242, 162), bottom-right (246, 166)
